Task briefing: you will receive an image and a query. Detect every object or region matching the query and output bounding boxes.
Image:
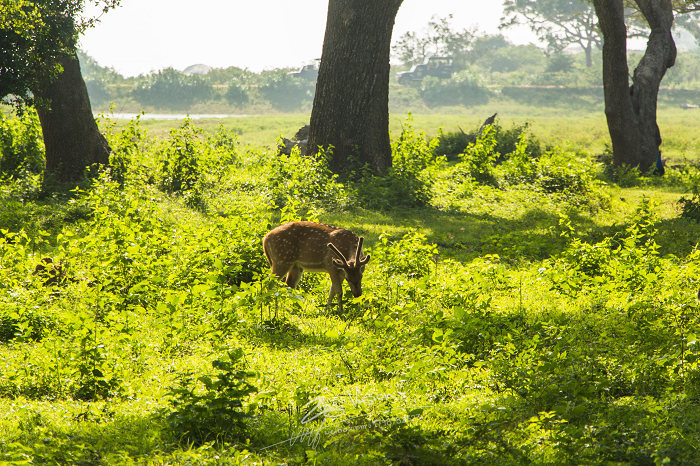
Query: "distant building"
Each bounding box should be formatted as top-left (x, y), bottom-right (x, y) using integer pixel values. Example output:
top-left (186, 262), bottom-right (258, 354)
top-left (183, 64), bottom-right (213, 75)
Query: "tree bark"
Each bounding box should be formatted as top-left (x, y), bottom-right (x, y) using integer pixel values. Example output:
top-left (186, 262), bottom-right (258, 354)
top-left (308, 0), bottom-right (403, 176)
top-left (34, 52), bottom-right (111, 185)
top-left (593, 0), bottom-right (676, 172)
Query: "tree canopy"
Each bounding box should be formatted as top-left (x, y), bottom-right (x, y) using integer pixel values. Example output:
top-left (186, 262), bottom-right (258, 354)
top-left (392, 15), bottom-right (475, 70)
top-left (500, 0), bottom-right (602, 67)
top-left (0, 0), bottom-right (119, 107)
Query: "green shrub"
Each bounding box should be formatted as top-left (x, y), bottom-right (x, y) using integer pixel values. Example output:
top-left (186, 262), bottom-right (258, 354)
top-left (432, 127), bottom-right (474, 162)
top-left (535, 148), bottom-right (595, 195)
top-left (492, 121), bottom-right (542, 161)
top-left (0, 110), bottom-right (45, 179)
top-left (258, 71), bottom-right (313, 111)
top-left (458, 125), bottom-right (499, 186)
top-left (678, 188), bottom-right (700, 221)
top-left (370, 232), bottom-right (438, 279)
top-left (501, 133), bottom-right (538, 184)
top-left (353, 115), bottom-right (439, 209)
top-left (166, 349), bottom-right (258, 445)
top-left (600, 144), bottom-right (643, 187)
top-left (155, 118), bottom-right (210, 211)
top-left (266, 147), bottom-right (347, 211)
top-left (131, 68), bottom-right (212, 109)
top-left (225, 78), bottom-right (250, 107)
top-left (432, 118), bottom-right (542, 163)
top-left (420, 71), bottom-right (490, 108)
top-left (158, 118), bottom-right (202, 197)
top-left (100, 113), bottom-right (151, 187)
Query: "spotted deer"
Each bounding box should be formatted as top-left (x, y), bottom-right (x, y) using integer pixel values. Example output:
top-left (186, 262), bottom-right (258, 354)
top-left (262, 221), bottom-right (370, 312)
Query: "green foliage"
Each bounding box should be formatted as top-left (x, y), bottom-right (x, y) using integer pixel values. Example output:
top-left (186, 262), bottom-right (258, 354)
top-left (391, 15), bottom-right (475, 69)
top-left (420, 71), bottom-right (491, 107)
top-left (166, 349), bottom-right (258, 445)
top-left (266, 146), bottom-right (347, 211)
top-left (480, 44), bottom-right (545, 73)
top-left (370, 232), bottom-right (439, 279)
top-left (431, 127), bottom-right (474, 162)
top-left (158, 117), bottom-right (206, 210)
top-left (492, 120), bottom-right (543, 161)
top-left (0, 109), bottom-right (45, 178)
top-left (459, 125), bottom-right (500, 185)
top-left (0, 0), bottom-right (73, 107)
top-left (99, 111), bottom-right (150, 187)
top-left (2, 113), bottom-right (700, 465)
top-left (546, 52), bottom-right (575, 73)
top-left (354, 115), bottom-right (439, 209)
top-left (535, 147), bottom-right (595, 195)
top-left (678, 188), bottom-right (700, 221)
top-left (258, 71), bottom-right (313, 111)
top-left (433, 118), bottom-right (542, 163)
top-left (225, 78), bottom-right (250, 107)
top-left (131, 68), bottom-right (213, 109)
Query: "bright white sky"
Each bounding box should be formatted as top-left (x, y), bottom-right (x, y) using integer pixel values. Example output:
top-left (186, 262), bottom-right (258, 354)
top-left (79, 0), bottom-right (540, 77)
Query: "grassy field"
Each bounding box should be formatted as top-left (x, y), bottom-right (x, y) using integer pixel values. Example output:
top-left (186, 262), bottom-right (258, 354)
top-left (2, 108), bottom-right (700, 465)
top-left (117, 107), bottom-right (700, 165)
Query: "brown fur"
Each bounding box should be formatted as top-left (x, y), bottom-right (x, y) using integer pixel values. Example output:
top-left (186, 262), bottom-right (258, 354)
top-left (263, 221), bottom-right (370, 312)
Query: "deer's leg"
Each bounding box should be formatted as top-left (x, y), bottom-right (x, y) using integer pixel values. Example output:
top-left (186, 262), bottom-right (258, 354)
top-left (285, 265), bottom-right (303, 289)
top-left (271, 262), bottom-right (291, 282)
top-left (326, 273), bottom-right (344, 312)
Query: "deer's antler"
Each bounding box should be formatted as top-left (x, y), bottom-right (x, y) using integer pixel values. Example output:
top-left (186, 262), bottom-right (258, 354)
top-left (328, 242), bottom-right (349, 268)
top-left (356, 237), bottom-right (370, 265)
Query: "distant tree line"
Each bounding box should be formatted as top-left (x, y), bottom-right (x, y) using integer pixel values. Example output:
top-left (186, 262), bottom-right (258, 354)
top-left (79, 40), bottom-right (700, 114)
top-left (78, 53), bottom-right (317, 112)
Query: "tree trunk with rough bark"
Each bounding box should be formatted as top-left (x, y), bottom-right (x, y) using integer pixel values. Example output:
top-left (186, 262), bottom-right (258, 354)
top-left (308, 0), bottom-right (403, 176)
top-left (34, 52), bottom-right (111, 185)
top-left (593, 0), bottom-right (676, 172)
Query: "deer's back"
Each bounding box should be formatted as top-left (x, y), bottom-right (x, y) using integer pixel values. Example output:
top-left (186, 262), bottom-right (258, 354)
top-left (264, 222), bottom-right (358, 270)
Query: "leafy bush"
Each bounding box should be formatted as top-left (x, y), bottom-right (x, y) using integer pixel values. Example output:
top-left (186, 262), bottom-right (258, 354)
top-left (266, 147), bottom-right (347, 212)
top-left (535, 148), bottom-right (595, 195)
top-left (458, 125), bottom-right (499, 186)
top-left (353, 115), bottom-right (439, 209)
top-left (492, 120), bottom-right (542, 161)
top-left (432, 118), bottom-right (542, 163)
top-left (370, 232), bottom-right (438, 279)
top-left (131, 68), bottom-right (213, 109)
top-left (420, 71), bottom-right (490, 107)
top-left (0, 110), bottom-right (44, 179)
top-left (158, 118), bottom-right (206, 210)
top-left (546, 53), bottom-right (575, 73)
top-left (258, 71), bottom-right (313, 111)
top-left (678, 188), bottom-right (700, 221)
top-left (100, 112), bottom-right (150, 187)
top-left (225, 78), bottom-right (250, 107)
top-left (432, 127), bottom-right (474, 162)
top-left (477, 44), bottom-right (545, 73)
top-left (500, 132), bottom-right (538, 184)
top-left (166, 349), bottom-right (258, 445)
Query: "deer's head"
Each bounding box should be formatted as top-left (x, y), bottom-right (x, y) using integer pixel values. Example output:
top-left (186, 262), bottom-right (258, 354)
top-left (327, 237), bottom-right (370, 298)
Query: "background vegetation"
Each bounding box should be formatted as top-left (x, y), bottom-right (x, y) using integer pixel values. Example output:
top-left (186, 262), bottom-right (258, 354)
top-left (77, 36), bottom-right (700, 115)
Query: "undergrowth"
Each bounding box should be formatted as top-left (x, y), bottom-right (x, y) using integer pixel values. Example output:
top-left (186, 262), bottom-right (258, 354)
top-left (0, 111), bottom-right (699, 465)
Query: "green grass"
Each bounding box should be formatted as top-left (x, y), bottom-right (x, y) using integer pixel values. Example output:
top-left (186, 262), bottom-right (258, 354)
top-left (112, 107), bottom-right (700, 165)
top-left (2, 110), bottom-right (700, 465)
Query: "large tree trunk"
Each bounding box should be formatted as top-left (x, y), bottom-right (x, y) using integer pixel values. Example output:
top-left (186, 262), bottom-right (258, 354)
top-left (308, 0), bottom-right (403, 176)
top-left (34, 52), bottom-right (110, 185)
top-left (592, 0), bottom-right (676, 172)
